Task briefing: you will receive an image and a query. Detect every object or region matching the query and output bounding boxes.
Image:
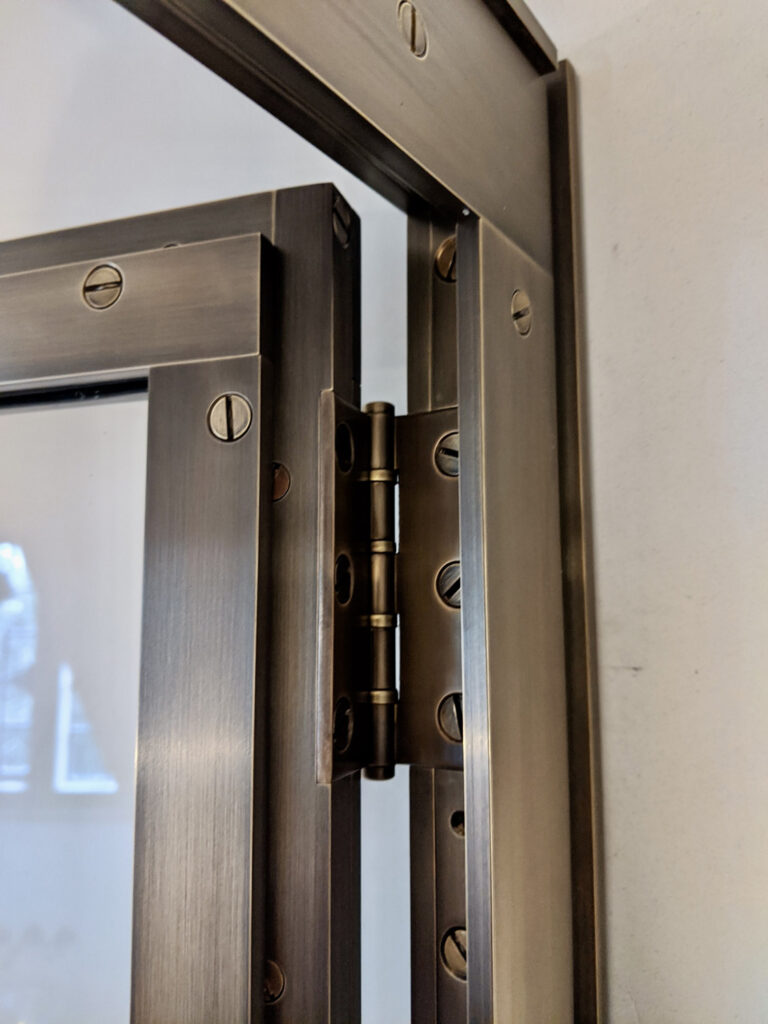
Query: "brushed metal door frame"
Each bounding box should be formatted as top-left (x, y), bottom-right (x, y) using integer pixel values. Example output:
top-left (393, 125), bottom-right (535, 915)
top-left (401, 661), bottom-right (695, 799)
top-left (0, 231), bottom-right (275, 1022)
top-left (101, 3), bottom-right (600, 1020)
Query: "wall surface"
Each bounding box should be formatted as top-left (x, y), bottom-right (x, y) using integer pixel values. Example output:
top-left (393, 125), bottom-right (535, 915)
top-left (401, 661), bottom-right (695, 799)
top-left (535, 2), bottom-right (768, 1020)
top-left (1, 1), bottom-right (767, 1022)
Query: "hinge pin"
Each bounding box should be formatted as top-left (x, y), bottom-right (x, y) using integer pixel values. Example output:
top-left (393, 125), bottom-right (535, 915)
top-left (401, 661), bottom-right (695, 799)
top-left (363, 401), bottom-right (398, 780)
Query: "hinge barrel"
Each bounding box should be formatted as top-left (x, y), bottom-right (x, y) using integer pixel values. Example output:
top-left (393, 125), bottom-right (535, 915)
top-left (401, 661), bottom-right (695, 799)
top-left (363, 401), bottom-right (398, 780)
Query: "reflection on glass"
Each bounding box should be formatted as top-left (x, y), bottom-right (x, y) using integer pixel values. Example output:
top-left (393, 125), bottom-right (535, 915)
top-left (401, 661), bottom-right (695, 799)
top-left (0, 395), bottom-right (147, 1024)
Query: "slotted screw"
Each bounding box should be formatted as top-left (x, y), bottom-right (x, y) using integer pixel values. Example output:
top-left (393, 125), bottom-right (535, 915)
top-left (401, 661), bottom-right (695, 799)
top-left (441, 926), bottom-right (467, 981)
top-left (435, 431), bottom-right (459, 477)
top-left (438, 692), bottom-right (463, 743)
top-left (434, 236), bottom-right (457, 282)
top-left (82, 264), bottom-right (123, 310)
top-left (207, 394), bottom-right (253, 442)
top-left (511, 289), bottom-right (533, 336)
top-left (397, 0), bottom-right (428, 58)
top-left (436, 561), bottom-right (461, 608)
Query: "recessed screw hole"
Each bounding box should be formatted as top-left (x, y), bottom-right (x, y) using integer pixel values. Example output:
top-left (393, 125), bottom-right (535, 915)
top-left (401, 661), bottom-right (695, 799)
top-left (335, 553), bottom-right (353, 605)
top-left (264, 959), bottom-right (285, 1004)
top-left (333, 696), bottom-right (354, 755)
top-left (272, 462), bottom-right (291, 502)
top-left (335, 422), bottom-right (354, 473)
top-left (450, 810), bottom-right (465, 837)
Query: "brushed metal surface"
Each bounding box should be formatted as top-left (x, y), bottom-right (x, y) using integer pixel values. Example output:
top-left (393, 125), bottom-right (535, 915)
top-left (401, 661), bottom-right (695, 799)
top-left (458, 217), bottom-right (573, 1021)
top-left (396, 408), bottom-right (462, 770)
top-left (266, 185), bottom-right (360, 1022)
top-left (0, 192), bottom-right (274, 274)
top-left (316, 389), bottom-right (372, 783)
top-left (133, 353), bottom-right (271, 1023)
top-left (407, 215), bottom-right (458, 414)
top-left (410, 768), bottom-right (467, 1024)
top-left (115, 0), bottom-right (554, 269)
top-left (549, 61), bottom-right (603, 1023)
top-left (0, 234), bottom-right (270, 387)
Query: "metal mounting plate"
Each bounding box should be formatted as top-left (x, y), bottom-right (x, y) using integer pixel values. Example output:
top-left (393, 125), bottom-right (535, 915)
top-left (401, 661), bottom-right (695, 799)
top-left (396, 407), bottom-right (462, 770)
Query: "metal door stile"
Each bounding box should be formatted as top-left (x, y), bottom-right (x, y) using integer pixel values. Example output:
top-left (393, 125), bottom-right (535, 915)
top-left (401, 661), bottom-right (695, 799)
top-left (133, 353), bottom-right (272, 1023)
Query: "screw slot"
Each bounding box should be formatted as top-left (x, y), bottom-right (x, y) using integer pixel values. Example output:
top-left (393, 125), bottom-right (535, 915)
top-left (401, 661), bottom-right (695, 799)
top-left (264, 959), bottom-right (285, 1004)
top-left (450, 810), bottom-right (465, 837)
top-left (436, 561), bottom-right (461, 608)
top-left (435, 432), bottom-right (459, 477)
top-left (333, 696), bottom-right (354, 755)
top-left (434, 236), bottom-right (457, 282)
top-left (207, 393), bottom-right (253, 442)
top-left (437, 692), bottom-right (463, 743)
top-left (440, 927), bottom-right (468, 981)
top-left (82, 264), bottom-right (123, 310)
top-left (511, 289), bottom-right (533, 336)
top-left (335, 422), bottom-right (355, 473)
top-left (397, 0), bottom-right (428, 58)
top-left (335, 553), bottom-right (353, 605)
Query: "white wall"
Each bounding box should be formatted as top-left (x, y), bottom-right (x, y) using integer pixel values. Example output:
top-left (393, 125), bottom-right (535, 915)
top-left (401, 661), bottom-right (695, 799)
top-left (534, 2), bottom-right (768, 1020)
top-left (2, 1), bottom-right (767, 1022)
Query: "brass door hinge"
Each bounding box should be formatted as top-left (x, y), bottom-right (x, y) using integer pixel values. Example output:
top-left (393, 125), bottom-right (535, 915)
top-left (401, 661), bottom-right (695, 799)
top-left (319, 397), bottom-right (461, 783)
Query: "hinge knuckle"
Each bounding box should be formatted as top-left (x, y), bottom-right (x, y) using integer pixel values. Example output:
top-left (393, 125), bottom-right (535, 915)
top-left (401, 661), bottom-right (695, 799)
top-left (363, 401), bottom-right (398, 780)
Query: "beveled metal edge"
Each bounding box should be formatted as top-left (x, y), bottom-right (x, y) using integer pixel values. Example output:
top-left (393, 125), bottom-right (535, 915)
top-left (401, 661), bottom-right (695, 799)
top-left (549, 60), bottom-right (604, 1023)
top-left (455, 215), bottom-right (494, 1024)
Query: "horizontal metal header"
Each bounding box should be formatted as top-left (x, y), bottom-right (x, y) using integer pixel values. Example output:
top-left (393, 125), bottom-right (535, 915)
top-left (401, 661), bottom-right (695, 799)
top-left (0, 233), bottom-right (271, 388)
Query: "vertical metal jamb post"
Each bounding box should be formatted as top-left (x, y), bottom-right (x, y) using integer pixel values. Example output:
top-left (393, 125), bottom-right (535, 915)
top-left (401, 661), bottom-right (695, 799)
top-left (458, 214), bottom-right (574, 1021)
top-left (266, 184), bottom-right (361, 1022)
top-left (406, 213), bottom-right (467, 1023)
top-left (363, 401), bottom-right (397, 780)
top-left (549, 60), bottom-right (603, 1023)
top-left (407, 215), bottom-right (459, 413)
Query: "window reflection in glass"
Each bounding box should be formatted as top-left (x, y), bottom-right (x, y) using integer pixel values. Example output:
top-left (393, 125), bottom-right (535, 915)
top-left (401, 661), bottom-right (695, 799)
top-left (0, 395), bottom-right (146, 1024)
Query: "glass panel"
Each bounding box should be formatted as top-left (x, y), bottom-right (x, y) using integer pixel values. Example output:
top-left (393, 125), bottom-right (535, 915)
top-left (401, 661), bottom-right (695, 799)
top-left (0, 394), bottom-right (147, 1024)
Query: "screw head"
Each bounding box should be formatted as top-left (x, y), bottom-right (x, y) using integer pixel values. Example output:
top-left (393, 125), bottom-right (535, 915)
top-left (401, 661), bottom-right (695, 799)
top-left (511, 289), bottom-right (533, 336)
top-left (82, 263), bottom-right (123, 310)
top-left (437, 692), bottom-right (463, 743)
top-left (333, 194), bottom-right (353, 248)
top-left (207, 394), bottom-right (253, 442)
top-left (435, 432), bottom-right (459, 477)
top-left (264, 959), bottom-right (285, 1004)
top-left (434, 236), bottom-right (457, 282)
top-left (397, 0), bottom-right (428, 58)
top-left (440, 927), bottom-right (468, 981)
top-left (436, 561), bottom-right (461, 608)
